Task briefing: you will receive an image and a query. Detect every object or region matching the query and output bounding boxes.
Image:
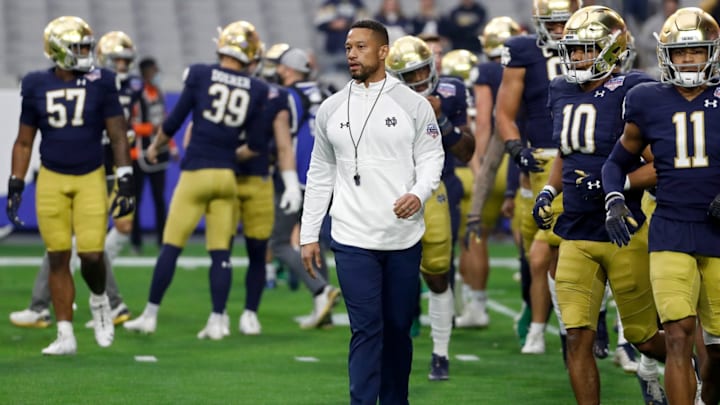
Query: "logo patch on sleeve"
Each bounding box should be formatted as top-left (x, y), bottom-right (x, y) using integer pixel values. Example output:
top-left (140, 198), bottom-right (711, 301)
top-left (604, 76), bottom-right (625, 91)
top-left (437, 83), bottom-right (456, 98)
top-left (426, 123), bottom-right (439, 138)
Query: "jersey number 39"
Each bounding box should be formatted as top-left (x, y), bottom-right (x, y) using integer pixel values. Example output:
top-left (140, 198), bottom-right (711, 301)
top-left (203, 83), bottom-right (250, 126)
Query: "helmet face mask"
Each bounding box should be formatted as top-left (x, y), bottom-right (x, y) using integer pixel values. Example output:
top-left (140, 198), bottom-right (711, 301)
top-left (260, 43), bottom-right (290, 83)
top-left (620, 31), bottom-right (637, 73)
top-left (96, 31), bottom-right (136, 79)
top-left (44, 16), bottom-right (95, 72)
top-left (559, 6), bottom-right (627, 84)
top-left (386, 36), bottom-right (438, 96)
top-left (657, 7), bottom-right (720, 88)
top-left (533, 0), bottom-right (582, 50)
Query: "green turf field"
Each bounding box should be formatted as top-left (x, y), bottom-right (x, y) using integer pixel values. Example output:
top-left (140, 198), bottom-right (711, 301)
top-left (0, 236), bottom-right (650, 404)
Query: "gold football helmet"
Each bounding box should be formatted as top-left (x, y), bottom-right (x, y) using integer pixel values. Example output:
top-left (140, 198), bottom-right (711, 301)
top-left (43, 16), bottom-right (95, 72)
top-left (480, 16), bottom-right (523, 59)
top-left (558, 6), bottom-right (627, 83)
top-left (96, 31), bottom-right (136, 77)
top-left (215, 20), bottom-right (262, 65)
top-left (657, 7), bottom-right (720, 87)
top-left (260, 43), bottom-right (290, 81)
top-left (385, 36), bottom-right (438, 96)
top-left (533, 0), bottom-right (582, 50)
top-left (441, 50), bottom-right (478, 88)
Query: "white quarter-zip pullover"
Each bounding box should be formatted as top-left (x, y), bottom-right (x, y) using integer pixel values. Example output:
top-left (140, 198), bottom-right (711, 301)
top-left (300, 75), bottom-right (444, 250)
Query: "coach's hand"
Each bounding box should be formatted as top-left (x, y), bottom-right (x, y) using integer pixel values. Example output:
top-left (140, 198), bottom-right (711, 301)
top-left (575, 170), bottom-right (604, 201)
top-left (394, 193), bottom-right (421, 219)
top-left (301, 242), bottom-right (321, 279)
top-left (111, 173), bottom-right (136, 218)
top-left (6, 176), bottom-right (25, 227)
top-left (605, 192), bottom-right (637, 247)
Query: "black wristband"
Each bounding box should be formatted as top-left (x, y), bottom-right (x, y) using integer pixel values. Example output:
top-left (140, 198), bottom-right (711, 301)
top-left (505, 139), bottom-right (524, 161)
top-left (8, 176), bottom-right (24, 194)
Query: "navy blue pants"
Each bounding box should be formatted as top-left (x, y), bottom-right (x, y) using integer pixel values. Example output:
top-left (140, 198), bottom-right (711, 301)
top-left (331, 240), bottom-right (421, 405)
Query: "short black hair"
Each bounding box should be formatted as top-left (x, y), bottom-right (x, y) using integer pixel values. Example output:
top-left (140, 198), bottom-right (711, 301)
top-left (349, 19), bottom-right (389, 46)
top-left (138, 57), bottom-right (157, 72)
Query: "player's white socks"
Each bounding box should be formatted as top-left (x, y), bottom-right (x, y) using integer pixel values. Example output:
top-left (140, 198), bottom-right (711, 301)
top-left (57, 320), bottom-right (74, 336)
top-left (547, 273), bottom-right (566, 333)
top-left (529, 322), bottom-right (546, 335)
top-left (429, 287), bottom-right (453, 357)
top-left (143, 303), bottom-right (159, 318)
top-left (637, 354), bottom-right (659, 379)
top-left (616, 306), bottom-right (628, 345)
top-left (105, 227), bottom-right (129, 263)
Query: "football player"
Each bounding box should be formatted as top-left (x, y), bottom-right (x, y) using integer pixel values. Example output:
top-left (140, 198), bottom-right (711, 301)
top-left (8, 30), bottom-right (142, 332)
top-left (123, 21), bottom-right (269, 340)
top-left (262, 44), bottom-right (341, 330)
top-left (535, 6), bottom-right (668, 403)
top-left (458, 16), bottom-right (524, 329)
top-left (6, 16), bottom-right (134, 355)
top-left (232, 43), bottom-right (304, 336)
top-left (602, 7), bottom-right (720, 404)
top-left (496, 0), bottom-right (581, 355)
top-left (386, 35), bottom-right (475, 381)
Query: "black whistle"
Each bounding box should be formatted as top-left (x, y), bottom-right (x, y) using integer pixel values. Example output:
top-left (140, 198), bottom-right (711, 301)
top-left (353, 174), bottom-right (361, 186)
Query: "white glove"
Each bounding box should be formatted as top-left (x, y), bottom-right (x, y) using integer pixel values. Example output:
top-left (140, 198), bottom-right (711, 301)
top-left (280, 170), bottom-right (303, 214)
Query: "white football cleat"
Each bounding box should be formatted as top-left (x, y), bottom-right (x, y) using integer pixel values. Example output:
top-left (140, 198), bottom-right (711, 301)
top-left (613, 343), bottom-right (638, 374)
top-left (123, 312), bottom-right (157, 334)
top-left (42, 330), bottom-right (77, 356)
top-left (239, 310), bottom-right (261, 335)
top-left (197, 313), bottom-right (225, 340)
top-left (84, 303), bottom-right (132, 328)
top-left (10, 308), bottom-right (52, 328)
top-left (300, 286), bottom-right (340, 329)
top-left (90, 294), bottom-right (114, 348)
top-left (455, 301), bottom-right (489, 328)
top-left (521, 330), bottom-right (546, 354)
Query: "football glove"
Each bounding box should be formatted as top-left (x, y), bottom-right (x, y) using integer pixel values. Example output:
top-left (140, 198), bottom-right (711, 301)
top-left (6, 176), bottom-right (25, 227)
top-left (505, 139), bottom-right (547, 173)
top-left (110, 173), bottom-right (135, 218)
top-left (709, 193), bottom-right (720, 225)
top-left (604, 192), bottom-right (638, 247)
top-left (279, 171), bottom-right (303, 214)
top-left (464, 215), bottom-right (482, 248)
top-left (532, 189), bottom-right (554, 230)
top-left (574, 170), bottom-right (604, 201)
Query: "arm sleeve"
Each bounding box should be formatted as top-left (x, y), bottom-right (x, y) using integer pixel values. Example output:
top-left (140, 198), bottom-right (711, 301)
top-left (19, 76), bottom-right (39, 127)
top-left (409, 98), bottom-right (445, 205)
top-left (299, 104), bottom-right (337, 245)
top-left (162, 67), bottom-right (195, 136)
top-left (602, 141), bottom-right (640, 194)
top-left (102, 72), bottom-right (124, 119)
top-left (244, 85), bottom-right (270, 152)
top-left (505, 158), bottom-right (520, 198)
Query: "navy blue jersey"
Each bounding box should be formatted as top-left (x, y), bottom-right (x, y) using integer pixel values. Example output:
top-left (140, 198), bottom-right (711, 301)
top-left (502, 34), bottom-right (563, 148)
top-left (549, 72), bottom-right (654, 241)
top-left (474, 61), bottom-right (503, 101)
top-left (288, 80), bottom-right (324, 186)
top-left (237, 83), bottom-right (288, 176)
top-left (105, 74), bottom-right (145, 174)
top-left (20, 67), bottom-right (124, 175)
top-left (433, 76), bottom-right (468, 178)
top-left (625, 82), bottom-right (720, 254)
top-left (162, 64), bottom-right (269, 171)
